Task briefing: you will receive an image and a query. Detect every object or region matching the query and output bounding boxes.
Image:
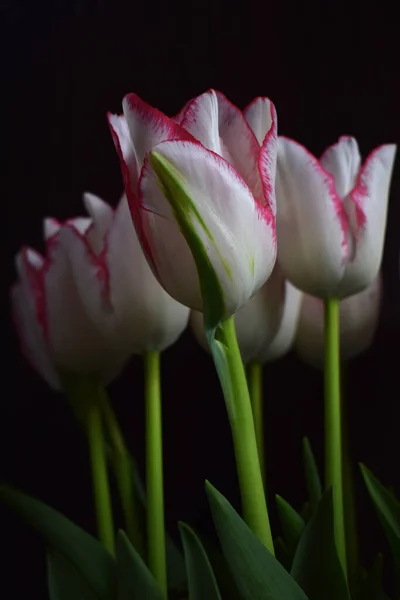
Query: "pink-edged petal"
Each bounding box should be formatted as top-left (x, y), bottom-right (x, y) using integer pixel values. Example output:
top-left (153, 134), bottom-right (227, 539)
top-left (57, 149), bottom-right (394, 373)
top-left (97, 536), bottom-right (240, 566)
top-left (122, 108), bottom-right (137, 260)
top-left (44, 232), bottom-right (119, 375)
top-left (11, 281), bottom-right (60, 389)
top-left (139, 139), bottom-right (276, 316)
top-left (15, 248), bottom-right (47, 337)
top-left (108, 112), bottom-right (140, 203)
top-left (276, 137), bottom-right (349, 297)
top-left (181, 89), bottom-right (263, 198)
top-left (320, 136), bottom-right (361, 198)
top-left (259, 101), bottom-right (278, 215)
top-left (83, 192), bottom-right (114, 253)
top-left (44, 218), bottom-right (61, 240)
top-left (337, 144), bottom-right (397, 297)
top-left (244, 97), bottom-right (275, 145)
top-left (172, 99), bottom-right (191, 124)
top-left (296, 276), bottom-right (381, 368)
top-left (261, 281), bottom-right (302, 362)
top-left (122, 93), bottom-right (193, 168)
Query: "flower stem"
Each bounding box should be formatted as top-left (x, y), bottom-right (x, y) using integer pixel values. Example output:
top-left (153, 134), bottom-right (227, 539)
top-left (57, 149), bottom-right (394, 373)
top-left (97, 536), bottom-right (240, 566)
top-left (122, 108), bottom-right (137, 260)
top-left (86, 397), bottom-right (115, 556)
top-left (98, 386), bottom-right (144, 556)
top-left (218, 317), bottom-right (274, 553)
top-left (144, 351), bottom-right (167, 597)
top-left (324, 297), bottom-right (347, 578)
top-left (247, 362), bottom-right (265, 489)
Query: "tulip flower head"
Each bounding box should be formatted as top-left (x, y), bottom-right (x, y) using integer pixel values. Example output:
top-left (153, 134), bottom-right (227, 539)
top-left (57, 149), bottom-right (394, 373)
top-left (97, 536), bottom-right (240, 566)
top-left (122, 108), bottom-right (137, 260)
top-left (11, 220), bottom-right (127, 390)
top-left (60, 193), bottom-right (190, 355)
top-left (275, 136), bottom-right (396, 299)
top-left (109, 90), bottom-right (278, 330)
top-left (295, 275), bottom-right (382, 369)
top-left (191, 266), bottom-right (302, 364)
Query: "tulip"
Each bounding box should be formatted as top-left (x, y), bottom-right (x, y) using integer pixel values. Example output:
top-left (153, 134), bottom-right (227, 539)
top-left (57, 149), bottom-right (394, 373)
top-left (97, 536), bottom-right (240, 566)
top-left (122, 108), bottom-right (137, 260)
top-left (296, 276), bottom-right (381, 369)
top-left (11, 219), bottom-right (127, 390)
top-left (61, 193), bottom-right (190, 355)
top-left (275, 136), bottom-right (396, 299)
top-left (275, 135), bottom-right (396, 577)
top-left (110, 90), bottom-right (278, 553)
top-left (11, 219), bottom-right (123, 555)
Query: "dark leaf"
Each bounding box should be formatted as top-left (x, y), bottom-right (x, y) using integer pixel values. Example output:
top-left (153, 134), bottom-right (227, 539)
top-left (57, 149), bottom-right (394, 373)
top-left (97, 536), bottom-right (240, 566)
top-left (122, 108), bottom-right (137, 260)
top-left (0, 485), bottom-right (116, 600)
top-left (179, 522), bottom-right (221, 600)
top-left (291, 489), bottom-right (350, 600)
top-left (116, 530), bottom-right (163, 600)
top-left (206, 481), bottom-right (309, 600)
top-left (302, 438), bottom-right (322, 516)
top-left (47, 550), bottom-right (98, 600)
top-left (276, 495), bottom-right (305, 557)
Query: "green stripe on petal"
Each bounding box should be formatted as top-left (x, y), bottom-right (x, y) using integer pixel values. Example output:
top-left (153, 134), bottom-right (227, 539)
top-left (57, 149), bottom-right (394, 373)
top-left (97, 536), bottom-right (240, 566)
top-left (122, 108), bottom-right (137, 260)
top-left (149, 150), bottom-right (227, 328)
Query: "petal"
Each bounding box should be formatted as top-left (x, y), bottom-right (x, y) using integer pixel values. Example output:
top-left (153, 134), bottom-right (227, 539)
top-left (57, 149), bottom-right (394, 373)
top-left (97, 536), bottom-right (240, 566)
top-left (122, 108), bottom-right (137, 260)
top-left (258, 100), bottom-right (278, 215)
top-left (139, 139), bottom-right (276, 324)
top-left (337, 144), bottom-right (397, 297)
top-left (83, 192), bottom-right (114, 253)
top-left (44, 218), bottom-right (61, 240)
top-left (261, 281), bottom-right (302, 362)
top-left (233, 264), bottom-right (285, 363)
top-left (122, 93), bottom-right (193, 167)
top-left (108, 112), bottom-right (140, 202)
top-left (244, 97), bottom-right (274, 146)
top-left (181, 90), bottom-right (263, 199)
top-left (320, 136), bottom-right (361, 198)
top-left (276, 137), bottom-right (349, 297)
top-left (44, 232), bottom-right (122, 377)
top-left (11, 281), bottom-right (60, 389)
top-left (191, 265), bottom-right (285, 364)
top-left (295, 276), bottom-right (381, 368)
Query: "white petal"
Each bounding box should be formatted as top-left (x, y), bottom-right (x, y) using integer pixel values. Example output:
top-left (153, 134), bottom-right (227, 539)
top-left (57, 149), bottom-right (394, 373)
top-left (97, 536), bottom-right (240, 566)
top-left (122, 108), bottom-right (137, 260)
top-left (181, 90), bottom-right (263, 199)
top-left (108, 112), bottom-right (140, 198)
top-left (337, 144), bottom-right (397, 297)
top-left (83, 192), bottom-right (114, 253)
top-left (12, 251), bottom-right (61, 389)
top-left (262, 281), bottom-right (302, 362)
top-left (320, 137), bottom-right (361, 198)
top-left (191, 265), bottom-right (285, 364)
top-left (244, 97), bottom-right (274, 146)
top-left (295, 276), bottom-right (381, 368)
top-left (44, 233), bottom-right (124, 377)
top-left (44, 218), bottom-right (61, 240)
top-left (122, 93), bottom-right (192, 168)
top-left (276, 137), bottom-right (349, 297)
top-left (233, 265), bottom-right (285, 363)
top-left (102, 196), bottom-right (190, 352)
top-left (139, 140), bottom-right (276, 319)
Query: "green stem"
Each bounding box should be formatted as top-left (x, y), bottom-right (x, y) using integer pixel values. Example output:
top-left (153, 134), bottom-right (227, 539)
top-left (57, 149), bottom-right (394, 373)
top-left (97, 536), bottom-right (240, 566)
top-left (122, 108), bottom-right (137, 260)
top-left (247, 363), bottom-right (265, 489)
top-left (219, 318), bottom-right (274, 553)
top-left (144, 351), bottom-right (167, 597)
top-left (324, 297), bottom-right (347, 579)
top-left (86, 398), bottom-right (115, 556)
top-left (98, 386), bottom-right (144, 556)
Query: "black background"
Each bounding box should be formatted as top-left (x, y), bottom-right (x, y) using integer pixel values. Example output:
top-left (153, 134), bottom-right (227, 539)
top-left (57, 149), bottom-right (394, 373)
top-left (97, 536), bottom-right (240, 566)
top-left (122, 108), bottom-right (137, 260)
top-left (2, 0), bottom-right (400, 597)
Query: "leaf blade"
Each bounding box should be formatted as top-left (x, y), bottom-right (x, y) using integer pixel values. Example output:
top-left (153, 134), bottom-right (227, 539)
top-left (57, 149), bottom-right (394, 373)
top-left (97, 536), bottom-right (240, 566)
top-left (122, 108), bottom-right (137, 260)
top-left (179, 522), bottom-right (221, 600)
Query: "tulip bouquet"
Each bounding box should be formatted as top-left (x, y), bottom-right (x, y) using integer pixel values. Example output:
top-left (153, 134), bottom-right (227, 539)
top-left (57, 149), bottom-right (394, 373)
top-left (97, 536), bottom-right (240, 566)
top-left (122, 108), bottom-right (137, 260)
top-left (3, 89), bottom-right (399, 600)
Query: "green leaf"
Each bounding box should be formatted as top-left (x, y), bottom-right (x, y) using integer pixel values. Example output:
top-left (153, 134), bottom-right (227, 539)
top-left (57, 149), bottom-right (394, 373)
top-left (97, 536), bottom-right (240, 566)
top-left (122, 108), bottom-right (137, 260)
top-left (291, 489), bottom-right (350, 600)
top-left (116, 530), bottom-right (163, 600)
top-left (179, 523), bottom-right (221, 600)
top-left (302, 437), bottom-right (322, 515)
top-left (0, 485), bottom-right (115, 600)
top-left (276, 495), bottom-right (305, 557)
top-left (201, 537), bottom-right (243, 600)
top-left (206, 481), bottom-right (309, 600)
top-left (47, 550), bottom-right (97, 600)
top-left (360, 464), bottom-right (400, 574)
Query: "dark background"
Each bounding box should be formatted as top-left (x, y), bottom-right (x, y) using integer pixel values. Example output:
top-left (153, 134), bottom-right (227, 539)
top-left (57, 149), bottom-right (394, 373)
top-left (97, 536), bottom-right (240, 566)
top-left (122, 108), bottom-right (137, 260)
top-left (2, 0), bottom-right (399, 597)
